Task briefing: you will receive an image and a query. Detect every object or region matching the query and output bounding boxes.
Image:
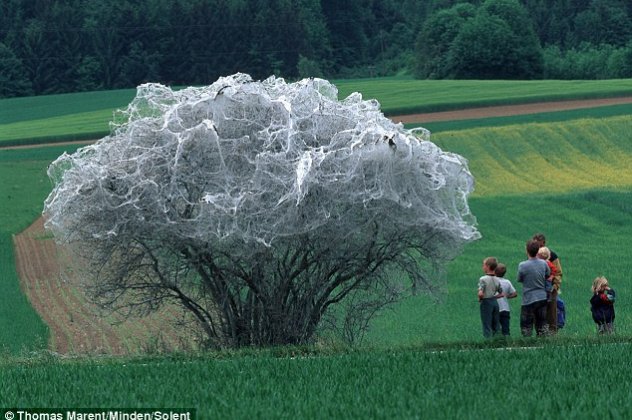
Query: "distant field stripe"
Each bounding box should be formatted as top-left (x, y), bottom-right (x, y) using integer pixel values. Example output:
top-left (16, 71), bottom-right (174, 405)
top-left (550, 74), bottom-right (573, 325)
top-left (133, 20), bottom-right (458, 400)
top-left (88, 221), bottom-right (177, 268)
top-left (396, 97), bottom-right (632, 124)
top-left (408, 102), bottom-right (632, 133)
top-left (0, 88), bottom-right (135, 124)
top-left (336, 78), bottom-right (632, 115)
top-left (5, 79), bottom-right (632, 145)
top-left (432, 115), bottom-right (632, 197)
top-left (0, 110), bottom-right (112, 144)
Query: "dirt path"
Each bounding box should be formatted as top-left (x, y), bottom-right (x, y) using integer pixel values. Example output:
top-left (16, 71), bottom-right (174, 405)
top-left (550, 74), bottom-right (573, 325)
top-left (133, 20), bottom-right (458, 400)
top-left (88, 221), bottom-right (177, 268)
top-left (1, 140), bottom-right (94, 150)
top-left (14, 217), bottom-right (197, 355)
top-left (391, 96), bottom-right (632, 124)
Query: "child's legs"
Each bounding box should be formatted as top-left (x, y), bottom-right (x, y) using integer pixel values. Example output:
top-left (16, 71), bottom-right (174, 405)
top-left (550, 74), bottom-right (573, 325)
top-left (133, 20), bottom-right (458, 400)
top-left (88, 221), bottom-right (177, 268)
top-left (499, 311), bottom-right (511, 336)
top-left (520, 304), bottom-right (535, 337)
top-left (480, 299), bottom-right (495, 338)
top-left (534, 300), bottom-right (549, 336)
top-left (596, 322), bottom-right (606, 334)
top-left (491, 301), bottom-right (500, 335)
top-left (547, 289), bottom-right (558, 332)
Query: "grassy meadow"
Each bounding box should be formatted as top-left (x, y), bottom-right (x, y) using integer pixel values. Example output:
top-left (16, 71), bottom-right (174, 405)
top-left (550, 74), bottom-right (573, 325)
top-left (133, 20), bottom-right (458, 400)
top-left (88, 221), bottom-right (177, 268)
top-left (3, 341), bottom-right (632, 418)
top-left (2, 79), bottom-right (632, 417)
top-left (3, 78), bottom-right (632, 146)
top-left (366, 115), bottom-right (632, 346)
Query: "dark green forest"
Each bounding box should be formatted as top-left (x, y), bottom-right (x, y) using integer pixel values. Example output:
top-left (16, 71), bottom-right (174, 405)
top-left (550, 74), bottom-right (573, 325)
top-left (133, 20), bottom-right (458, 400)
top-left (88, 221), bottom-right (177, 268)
top-left (2, 0), bottom-right (632, 98)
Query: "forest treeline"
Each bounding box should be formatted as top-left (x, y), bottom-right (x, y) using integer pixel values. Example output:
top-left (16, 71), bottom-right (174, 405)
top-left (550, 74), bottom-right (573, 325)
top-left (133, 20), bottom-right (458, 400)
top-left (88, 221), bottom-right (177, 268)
top-left (2, 0), bottom-right (632, 98)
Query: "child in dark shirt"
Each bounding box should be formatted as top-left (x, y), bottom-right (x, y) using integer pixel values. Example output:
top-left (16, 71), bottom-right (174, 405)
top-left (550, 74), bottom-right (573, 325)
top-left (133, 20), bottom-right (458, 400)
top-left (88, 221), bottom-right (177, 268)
top-left (590, 276), bottom-right (616, 334)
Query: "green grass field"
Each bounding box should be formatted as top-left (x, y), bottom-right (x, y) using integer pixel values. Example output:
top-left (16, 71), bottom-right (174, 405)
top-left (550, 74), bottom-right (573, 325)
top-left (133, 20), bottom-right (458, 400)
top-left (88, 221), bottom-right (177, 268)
top-left (367, 189), bottom-right (632, 347)
top-left (335, 77), bottom-right (632, 115)
top-left (3, 77), bottom-right (632, 146)
top-left (2, 82), bottom-right (632, 418)
top-left (2, 340), bottom-right (632, 418)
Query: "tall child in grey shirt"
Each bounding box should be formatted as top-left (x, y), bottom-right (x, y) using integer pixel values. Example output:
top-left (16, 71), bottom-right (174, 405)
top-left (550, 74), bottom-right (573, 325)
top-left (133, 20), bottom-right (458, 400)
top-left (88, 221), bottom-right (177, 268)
top-left (517, 239), bottom-right (551, 336)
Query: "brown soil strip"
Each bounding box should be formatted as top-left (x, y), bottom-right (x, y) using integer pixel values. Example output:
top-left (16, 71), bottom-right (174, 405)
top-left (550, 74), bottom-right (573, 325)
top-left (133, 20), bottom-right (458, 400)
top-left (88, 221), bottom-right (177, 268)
top-left (14, 217), bottom-right (197, 355)
top-left (391, 96), bottom-right (632, 124)
top-left (0, 140), bottom-right (94, 151)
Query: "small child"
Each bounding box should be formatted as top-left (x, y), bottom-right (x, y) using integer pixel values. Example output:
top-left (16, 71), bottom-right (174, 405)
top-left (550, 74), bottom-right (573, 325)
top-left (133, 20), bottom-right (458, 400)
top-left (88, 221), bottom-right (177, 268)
top-left (495, 263), bottom-right (518, 336)
top-left (590, 276), bottom-right (616, 334)
top-left (537, 246), bottom-right (556, 301)
top-left (478, 256), bottom-right (504, 338)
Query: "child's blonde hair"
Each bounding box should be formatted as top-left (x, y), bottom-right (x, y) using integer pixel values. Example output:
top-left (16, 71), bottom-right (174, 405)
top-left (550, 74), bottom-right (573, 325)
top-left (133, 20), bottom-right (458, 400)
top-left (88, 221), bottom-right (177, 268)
top-left (537, 246), bottom-right (551, 260)
top-left (592, 276), bottom-right (609, 294)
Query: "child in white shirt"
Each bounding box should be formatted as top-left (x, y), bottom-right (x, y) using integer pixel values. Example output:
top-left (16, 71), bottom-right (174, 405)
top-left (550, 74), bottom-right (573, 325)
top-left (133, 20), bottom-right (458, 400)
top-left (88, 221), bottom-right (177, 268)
top-left (495, 263), bottom-right (518, 336)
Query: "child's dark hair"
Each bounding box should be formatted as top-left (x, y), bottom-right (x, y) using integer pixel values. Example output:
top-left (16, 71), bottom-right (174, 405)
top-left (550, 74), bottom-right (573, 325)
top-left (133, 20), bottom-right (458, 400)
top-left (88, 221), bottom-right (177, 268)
top-left (532, 233), bottom-right (546, 246)
top-left (495, 263), bottom-right (507, 278)
top-left (483, 256), bottom-right (498, 272)
top-left (526, 239), bottom-right (540, 257)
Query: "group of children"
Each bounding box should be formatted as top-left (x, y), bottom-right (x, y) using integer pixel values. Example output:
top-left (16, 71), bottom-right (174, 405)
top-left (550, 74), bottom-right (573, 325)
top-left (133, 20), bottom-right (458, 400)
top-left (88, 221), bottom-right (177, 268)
top-left (477, 236), bottom-right (616, 339)
top-left (477, 257), bottom-right (516, 338)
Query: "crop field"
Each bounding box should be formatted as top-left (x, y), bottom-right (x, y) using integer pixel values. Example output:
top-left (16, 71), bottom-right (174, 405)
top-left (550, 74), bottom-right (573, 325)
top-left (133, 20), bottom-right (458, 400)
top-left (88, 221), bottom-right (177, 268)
top-left (4, 78), bottom-right (632, 146)
top-left (418, 102), bottom-right (632, 133)
top-left (2, 80), bottom-right (632, 417)
top-left (14, 219), bottom-right (198, 355)
top-left (434, 116), bottom-right (632, 197)
top-left (0, 146), bottom-right (79, 353)
top-left (2, 341), bottom-right (632, 418)
top-left (335, 77), bottom-right (632, 114)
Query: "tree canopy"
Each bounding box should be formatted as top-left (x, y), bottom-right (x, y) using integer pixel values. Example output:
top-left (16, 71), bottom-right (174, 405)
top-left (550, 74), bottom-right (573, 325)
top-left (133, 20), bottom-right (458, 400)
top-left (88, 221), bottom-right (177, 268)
top-left (4, 0), bottom-right (632, 97)
top-left (415, 0), bottom-right (544, 79)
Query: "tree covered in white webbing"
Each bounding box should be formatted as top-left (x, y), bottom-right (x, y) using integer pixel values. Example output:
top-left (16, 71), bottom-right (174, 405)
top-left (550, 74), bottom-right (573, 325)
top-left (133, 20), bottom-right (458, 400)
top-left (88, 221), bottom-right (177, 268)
top-left (44, 74), bottom-right (479, 347)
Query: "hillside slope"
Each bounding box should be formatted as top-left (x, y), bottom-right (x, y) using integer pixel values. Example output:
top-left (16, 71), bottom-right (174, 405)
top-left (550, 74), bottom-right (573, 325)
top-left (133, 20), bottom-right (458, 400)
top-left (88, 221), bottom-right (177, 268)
top-left (15, 114), bottom-right (632, 353)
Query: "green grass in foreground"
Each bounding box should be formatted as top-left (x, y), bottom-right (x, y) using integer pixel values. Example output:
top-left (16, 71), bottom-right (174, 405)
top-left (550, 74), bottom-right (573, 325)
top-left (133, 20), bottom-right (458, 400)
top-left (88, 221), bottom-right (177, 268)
top-left (2, 340), bottom-right (632, 418)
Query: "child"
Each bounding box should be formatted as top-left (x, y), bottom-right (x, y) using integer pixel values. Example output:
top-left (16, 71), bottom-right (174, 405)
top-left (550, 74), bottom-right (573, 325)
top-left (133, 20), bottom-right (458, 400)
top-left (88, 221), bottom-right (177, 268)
top-left (495, 263), bottom-right (518, 336)
top-left (590, 276), bottom-right (616, 334)
top-left (537, 246), bottom-right (557, 301)
top-left (537, 244), bottom-right (563, 334)
top-left (478, 256), bottom-right (504, 338)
